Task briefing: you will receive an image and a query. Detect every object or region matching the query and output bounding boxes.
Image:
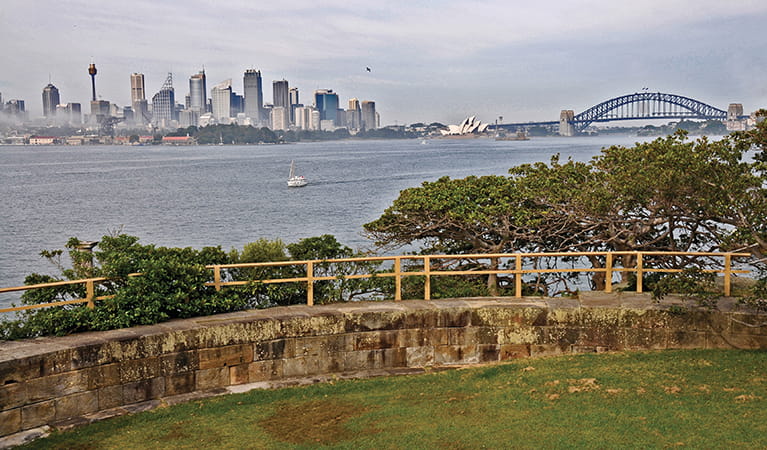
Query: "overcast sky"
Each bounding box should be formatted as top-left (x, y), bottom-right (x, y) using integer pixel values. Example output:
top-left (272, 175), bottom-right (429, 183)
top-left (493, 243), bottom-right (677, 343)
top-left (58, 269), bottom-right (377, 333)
top-left (2, 0), bottom-right (766, 125)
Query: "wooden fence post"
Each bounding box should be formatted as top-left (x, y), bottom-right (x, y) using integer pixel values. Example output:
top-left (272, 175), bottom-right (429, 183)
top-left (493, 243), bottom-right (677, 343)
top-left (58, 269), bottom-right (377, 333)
top-left (636, 253), bottom-right (644, 293)
top-left (394, 257), bottom-right (402, 301)
top-left (515, 254), bottom-right (522, 298)
top-left (306, 261), bottom-right (314, 306)
top-left (605, 253), bottom-right (613, 293)
top-left (724, 254), bottom-right (732, 297)
top-left (85, 279), bottom-right (95, 309)
top-left (213, 265), bottom-right (222, 292)
top-left (424, 256), bottom-right (431, 300)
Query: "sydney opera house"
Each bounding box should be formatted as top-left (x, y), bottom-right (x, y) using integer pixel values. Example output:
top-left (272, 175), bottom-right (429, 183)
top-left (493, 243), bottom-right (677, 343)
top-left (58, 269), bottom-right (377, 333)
top-left (440, 116), bottom-right (490, 136)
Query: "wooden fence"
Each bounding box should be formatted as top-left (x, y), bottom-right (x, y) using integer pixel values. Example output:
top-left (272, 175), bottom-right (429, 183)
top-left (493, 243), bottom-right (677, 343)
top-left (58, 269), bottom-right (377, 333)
top-left (1, 251), bottom-right (749, 314)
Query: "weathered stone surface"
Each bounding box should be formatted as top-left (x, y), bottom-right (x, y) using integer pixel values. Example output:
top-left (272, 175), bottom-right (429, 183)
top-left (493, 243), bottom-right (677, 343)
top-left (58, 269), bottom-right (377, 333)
top-left (435, 345), bottom-right (479, 365)
top-left (248, 360), bottom-right (283, 382)
top-left (122, 378), bottom-right (165, 405)
top-left (119, 358), bottom-right (160, 384)
top-left (229, 364), bottom-right (250, 385)
top-left (406, 346), bottom-right (434, 367)
top-left (97, 385), bottom-right (123, 410)
top-left (86, 363), bottom-right (120, 390)
top-left (0, 382), bottom-right (25, 410)
top-left (160, 351), bottom-right (199, 375)
top-left (195, 367), bottom-right (228, 390)
top-left (499, 344), bottom-right (530, 360)
top-left (25, 370), bottom-right (89, 403)
top-left (21, 401), bottom-right (55, 430)
top-left (0, 408), bottom-right (21, 436)
top-left (198, 344), bottom-right (253, 369)
top-left (164, 373), bottom-right (196, 396)
top-left (54, 391), bottom-right (98, 420)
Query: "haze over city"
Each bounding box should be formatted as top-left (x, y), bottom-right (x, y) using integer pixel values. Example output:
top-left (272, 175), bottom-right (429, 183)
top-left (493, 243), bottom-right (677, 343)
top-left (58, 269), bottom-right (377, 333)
top-left (2, 0), bottom-right (767, 125)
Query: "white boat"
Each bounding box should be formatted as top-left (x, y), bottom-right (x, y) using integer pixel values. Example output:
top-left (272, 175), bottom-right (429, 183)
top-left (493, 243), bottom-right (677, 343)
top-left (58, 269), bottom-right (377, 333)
top-left (287, 160), bottom-right (307, 187)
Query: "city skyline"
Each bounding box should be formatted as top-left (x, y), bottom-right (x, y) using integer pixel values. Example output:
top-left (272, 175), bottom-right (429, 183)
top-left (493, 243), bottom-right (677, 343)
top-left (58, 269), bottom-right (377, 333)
top-left (2, 0), bottom-right (767, 125)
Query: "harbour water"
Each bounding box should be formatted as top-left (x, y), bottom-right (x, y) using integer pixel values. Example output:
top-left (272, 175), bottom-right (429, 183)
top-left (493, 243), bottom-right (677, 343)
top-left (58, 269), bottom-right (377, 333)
top-left (0, 135), bottom-right (647, 308)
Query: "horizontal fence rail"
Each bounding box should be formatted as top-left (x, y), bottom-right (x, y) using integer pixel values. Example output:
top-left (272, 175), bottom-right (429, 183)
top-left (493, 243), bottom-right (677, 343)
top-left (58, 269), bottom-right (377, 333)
top-left (0, 251), bottom-right (752, 313)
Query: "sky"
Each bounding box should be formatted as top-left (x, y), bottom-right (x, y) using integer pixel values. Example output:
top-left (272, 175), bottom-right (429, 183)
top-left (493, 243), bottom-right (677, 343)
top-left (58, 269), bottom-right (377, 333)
top-left (1, 0), bottom-right (767, 126)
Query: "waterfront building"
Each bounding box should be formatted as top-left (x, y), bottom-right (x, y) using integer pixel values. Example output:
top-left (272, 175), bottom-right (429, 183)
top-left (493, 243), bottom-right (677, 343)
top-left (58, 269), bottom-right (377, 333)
top-left (178, 109), bottom-right (199, 128)
top-left (189, 70), bottom-right (207, 113)
top-left (294, 105), bottom-right (309, 130)
top-left (314, 89), bottom-right (339, 124)
top-left (271, 106), bottom-right (289, 131)
top-left (273, 80), bottom-right (290, 124)
top-left (211, 79), bottom-right (233, 123)
top-left (130, 73), bottom-right (148, 125)
top-left (361, 100), bottom-right (376, 130)
top-left (231, 92), bottom-right (244, 116)
top-left (55, 102), bottom-right (81, 126)
top-left (347, 98), bottom-right (361, 131)
top-left (243, 69), bottom-right (263, 124)
top-left (42, 84), bottom-right (60, 119)
top-left (289, 87), bottom-right (299, 124)
top-left (151, 73), bottom-right (176, 128)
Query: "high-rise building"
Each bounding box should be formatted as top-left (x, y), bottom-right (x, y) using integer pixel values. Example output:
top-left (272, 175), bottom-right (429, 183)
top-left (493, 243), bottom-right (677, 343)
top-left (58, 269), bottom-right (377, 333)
top-left (130, 73), bottom-right (147, 124)
top-left (152, 73), bottom-right (176, 128)
top-left (314, 89), bottom-right (339, 124)
top-left (243, 69), bottom-right (263, 123)
top-left (211, 79), bottom-right (233, 122)
top-left (347, 98), bottom-right (362, 131)
top-left (361, 100), bottom-right (376, 130)
top-left (273, 80), bottom-right (290, 112)
top-left (42, 83), bottom-right (60, 118)
top-left (271, 106), bottom-right (289, 131)
top-left (289, 87), bottom-right (299, 124)
top-left (189, 70), bottom-right (207, 113)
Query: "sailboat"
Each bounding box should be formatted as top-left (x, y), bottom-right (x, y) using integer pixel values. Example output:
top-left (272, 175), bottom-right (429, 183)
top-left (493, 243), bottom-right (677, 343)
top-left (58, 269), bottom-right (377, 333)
top-left (287, 160), bottom-right (307, 187)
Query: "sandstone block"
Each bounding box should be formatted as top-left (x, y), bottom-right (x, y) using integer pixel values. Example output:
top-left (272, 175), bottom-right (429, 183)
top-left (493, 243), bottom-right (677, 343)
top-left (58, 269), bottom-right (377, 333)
top-left (0, 382), bottom-right (25, 410)
top-left (122, 378), bottom-right (165, 405)
top-left (195, 367), bottom-right (228, 390)
top-left (0, 408), bottom-right (21, 436)
top-left (21, 400), bottom-right (55, 430)
top-left (199, 344), bottom-right (253, 369)
top-left (499, 344), bottom-right (531, 360)
top-left (229, 364), bottom-right (250, 385)
top-left (248, 360), bottom-right (283, 382)
top-left (86, 363), bottom-right (120, 390)
top-left (98, 385), bottom-right (123, 410)
top-left (54, 391), bottom-right (98, 420)
top-left (165, 373), bottom-right (196, 396)
top-left (435, 345), bottom-right (479, 365)
top-left (160, 351), bottom-right (199, 375)
top-left (25, 371), bottom-right (89, 403)
top-left (406, 346), bottom-right (434, 367)
top-left (119, 357), bottom-right (160, 384)
top-left (478, 344), bottom-right (500, 362)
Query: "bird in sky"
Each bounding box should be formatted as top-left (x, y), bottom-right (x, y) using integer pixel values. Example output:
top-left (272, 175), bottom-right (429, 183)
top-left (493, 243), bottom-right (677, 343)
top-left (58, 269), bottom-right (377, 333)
top-left (366, 67), bottom-right (371, 72)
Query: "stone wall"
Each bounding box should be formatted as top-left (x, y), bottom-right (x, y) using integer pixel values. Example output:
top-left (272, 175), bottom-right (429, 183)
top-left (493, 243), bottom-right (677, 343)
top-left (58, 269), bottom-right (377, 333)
top-left (2, 296), bottom-right (767, 439)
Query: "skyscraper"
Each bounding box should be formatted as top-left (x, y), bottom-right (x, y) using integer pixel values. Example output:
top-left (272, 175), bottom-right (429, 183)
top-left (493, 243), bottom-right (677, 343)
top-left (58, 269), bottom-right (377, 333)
top-left (152, 73), bottom-right (175, 128)
top-left (189, 70), bottom-right (207, 113)
top-left (361, 101), bottom-right (377, 130)
top-left (243, 69), bottom-right (263, 123)
top-left (42, 83), bottom-right (60, 118)
top-left (289, 87), bottom-right (299, 124)
top-left (211, 79), bottom-right (233, 122)
top-left (347, 98), bottom-right (361, 131)
top-left (130, 73), bottom-right (148, 124)
top-left (273, 80), bottom-right (289, 111)
top-left (314, 89), bottom-right (339, 124)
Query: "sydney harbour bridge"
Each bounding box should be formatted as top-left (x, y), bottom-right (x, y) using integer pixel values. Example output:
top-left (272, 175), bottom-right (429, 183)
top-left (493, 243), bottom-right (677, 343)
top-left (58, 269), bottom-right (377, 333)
top-left (496, 91), bottom-right (745, 136)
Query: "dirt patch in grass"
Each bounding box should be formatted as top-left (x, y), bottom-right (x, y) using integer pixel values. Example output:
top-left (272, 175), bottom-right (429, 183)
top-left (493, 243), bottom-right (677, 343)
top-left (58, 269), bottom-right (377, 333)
top-left (258, 399), bottom-right (374, 445)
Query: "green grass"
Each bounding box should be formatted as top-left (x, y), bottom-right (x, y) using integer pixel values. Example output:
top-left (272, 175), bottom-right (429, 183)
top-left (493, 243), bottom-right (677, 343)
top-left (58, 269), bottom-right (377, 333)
top-left (23, 349), bottom-right (767, 449)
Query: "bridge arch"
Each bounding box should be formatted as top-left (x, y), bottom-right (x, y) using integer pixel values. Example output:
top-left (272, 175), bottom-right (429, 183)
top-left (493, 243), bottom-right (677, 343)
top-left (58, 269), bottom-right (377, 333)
top-left (571, 92), bottom-right (727, 132)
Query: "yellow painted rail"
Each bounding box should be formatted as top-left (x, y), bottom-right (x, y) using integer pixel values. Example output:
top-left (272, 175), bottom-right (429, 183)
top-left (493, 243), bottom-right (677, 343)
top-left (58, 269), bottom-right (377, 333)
top-left (0, 251), bottom-right (752, 313)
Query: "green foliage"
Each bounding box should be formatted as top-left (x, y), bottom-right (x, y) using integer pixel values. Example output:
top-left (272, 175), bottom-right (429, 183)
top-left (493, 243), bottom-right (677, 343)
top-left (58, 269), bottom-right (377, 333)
top-left (636, 268), bottom-right (719, 308)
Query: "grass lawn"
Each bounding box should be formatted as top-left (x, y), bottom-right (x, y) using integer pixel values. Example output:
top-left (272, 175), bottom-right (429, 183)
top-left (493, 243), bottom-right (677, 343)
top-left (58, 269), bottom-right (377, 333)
top-left (23, 349), bottom-right (767, 449)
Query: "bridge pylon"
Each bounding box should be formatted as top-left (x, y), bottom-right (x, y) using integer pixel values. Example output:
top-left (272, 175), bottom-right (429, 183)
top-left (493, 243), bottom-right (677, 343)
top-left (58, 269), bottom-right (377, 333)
top-left (559, 110), bottom-right (575, 136)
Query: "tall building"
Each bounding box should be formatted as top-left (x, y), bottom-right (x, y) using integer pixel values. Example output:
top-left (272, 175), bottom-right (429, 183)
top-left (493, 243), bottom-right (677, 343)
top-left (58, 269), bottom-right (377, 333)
top-left (271, 106), bottom-right (289, 131)
top-left (361, 100), bottom-right (376, 130)
top-left (347, 98), bottom-right (361, 131)
top-left (314, 89), bottom-right (339, 124)
top-left (189, 70), bottom-right (207, 113)
top-left (211, 79), bottom-right (233, 122)
top-left (289, 87), bottom-right (299, 124)
top-left (130, 73), bottom-right (148, 124)
top-left (152, 73), bottom-right (176, 128)
top-left (273, 80), bottom-right (290, 113)
top-left (243, 69), bottom-right (263, 123)
top-left (42, 83), bottom-right (60, 118)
